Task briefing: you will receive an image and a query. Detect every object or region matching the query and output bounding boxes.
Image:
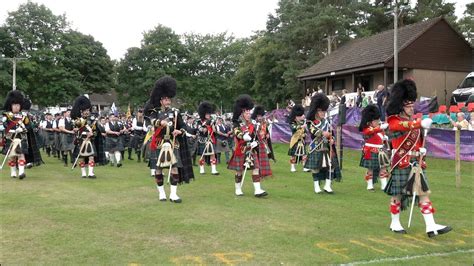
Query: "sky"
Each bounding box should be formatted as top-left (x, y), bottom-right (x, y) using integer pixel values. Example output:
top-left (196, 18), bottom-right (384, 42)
top-left (0, 0), bottom-right (470, 61)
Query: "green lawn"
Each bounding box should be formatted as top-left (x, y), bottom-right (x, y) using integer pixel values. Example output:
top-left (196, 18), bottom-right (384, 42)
top-left (1, 144), bottom-right (472, 265)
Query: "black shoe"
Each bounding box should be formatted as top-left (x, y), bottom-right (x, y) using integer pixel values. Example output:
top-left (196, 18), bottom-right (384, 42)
top-left (82, 176), bottom-right (87, 178)
top-left (11, 175), bottom-right (17, 178)
top-left (211, 172), bottom-right (220, 176)
top-left (427, 226), bottom-right (452, 238)
top-left (26, 163), bottom-right (33, 169)
top-left (88, 175), bottom-right (96, 179)
top-left (390, 229), bottom-right (407, 234)
top-left (170, 198), bottom-right (182, 203)
top-left (255, 191), bottom-right (268, 198)
top-left (128, 157), bottom-right (134, 160)
top-left (19, 174), bottom-right (26, 179)
top-left (159, 198), bottom-right (167, 202)
top-left (117, 163), bottom-right (122, 167)
top-left (367, 188), bottom-right (375, 192)
top-left (324, 189), bottom-right (334, 194)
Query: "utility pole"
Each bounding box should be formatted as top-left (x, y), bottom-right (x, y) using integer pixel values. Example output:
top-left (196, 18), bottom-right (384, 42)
top-left (1, 57), bottom-right (27, 90)
top-left (393, 1), bottom-right (399, 83)
top-left (390, 0), bottom-right (408, 83)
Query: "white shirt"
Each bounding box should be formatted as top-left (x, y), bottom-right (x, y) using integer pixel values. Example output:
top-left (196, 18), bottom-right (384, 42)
top-left (132, 118), bottom-right (147, 132)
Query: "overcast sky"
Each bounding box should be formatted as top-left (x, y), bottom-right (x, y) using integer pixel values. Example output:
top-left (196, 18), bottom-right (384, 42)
top-left (1, 0), bottom-right (469, 61)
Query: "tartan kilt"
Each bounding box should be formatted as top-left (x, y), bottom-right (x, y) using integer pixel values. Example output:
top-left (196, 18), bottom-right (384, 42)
top-left (305, 150), bottom-right (342, 181)
top-left (148, 148), bottom-right (158, 170)
top-left (227, 151), bottom-right (260, 172)
top-left (121, 134), bottom-right (131, 147)
top-left (54, 133), bottom-right (61, 150)
top-left (130, 134), bottom-right (145, 150)
top-left (60, 133), bottom-right (75, 151)
top-left (304, 150), bottom-right (328, 170)
top-left (106, 136), bottom-right (124, 152)
top-left (359, 151), bottom-right (380, 170)
top-left (258, 144), bottom-right (272, 177)
top-left (215, 138), bottom-right (231, 153)
top-left (313, 166), bottom-right (343, 181)
top-left (385, 164), bottom-right (429, 196)
top-left (44, 132), bottom-right (55, 146)
top-left (186, 137), bottom-right (198, 156)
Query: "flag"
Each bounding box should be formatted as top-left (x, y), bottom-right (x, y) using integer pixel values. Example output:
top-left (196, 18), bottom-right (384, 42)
top-left (111, 102), bottom-right (118, 116)
top-left (126, 103), bottom-right (132, 118)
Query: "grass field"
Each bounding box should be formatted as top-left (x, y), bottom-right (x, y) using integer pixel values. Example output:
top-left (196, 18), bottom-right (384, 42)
top-left (1, 144), bottom-right (473, 265)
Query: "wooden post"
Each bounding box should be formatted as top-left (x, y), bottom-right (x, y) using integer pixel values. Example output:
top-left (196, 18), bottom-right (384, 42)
top-left (455, 128), bottom-right (461, 188)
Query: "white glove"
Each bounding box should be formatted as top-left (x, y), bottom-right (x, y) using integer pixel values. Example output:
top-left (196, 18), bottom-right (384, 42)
top-left (380, 123), bottom-right (389, 130)
top-left (243, 133), bottom-right (252, 142)
top-left (419, 147), bottom-right (427, 156)
top-left (421, 118), bottom-right (432, 129)
top-left (382, 135), bottom-right (389, 141)
top-left (15, 127), bottom-right (24, 133)
top-left (250, 141), bottom-right (258, 149)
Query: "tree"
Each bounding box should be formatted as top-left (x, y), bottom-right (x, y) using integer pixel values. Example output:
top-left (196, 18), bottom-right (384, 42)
top-left (181, 32), bottom-right (249, 111)
top-left (116, 25), bottom-right (187, 109)
top-left (0, 2), bottom-right (114, 106)
top-left (458, 3), bottom-right (473, 45)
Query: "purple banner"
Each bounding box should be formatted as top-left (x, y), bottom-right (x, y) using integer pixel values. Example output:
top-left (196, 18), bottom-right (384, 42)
top-left (270, 123), bottom-right (474, 162)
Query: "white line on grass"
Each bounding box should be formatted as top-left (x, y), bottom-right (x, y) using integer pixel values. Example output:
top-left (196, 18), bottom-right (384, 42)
top-left (340, 249), bottom-right (473, 265)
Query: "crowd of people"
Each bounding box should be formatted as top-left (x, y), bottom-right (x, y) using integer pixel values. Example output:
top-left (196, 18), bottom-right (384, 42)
top-left (1, 77), bottom-right (455, 238)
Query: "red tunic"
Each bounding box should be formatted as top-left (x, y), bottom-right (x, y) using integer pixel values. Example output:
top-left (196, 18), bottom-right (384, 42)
top-left (362, 126), bottom-right (384, 159)
top-left (387, 115), bottom-right (424, 169)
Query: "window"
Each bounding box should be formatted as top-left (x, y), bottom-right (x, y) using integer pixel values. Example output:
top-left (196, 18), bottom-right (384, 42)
top-left (332, 79), bottom-right (345, 91)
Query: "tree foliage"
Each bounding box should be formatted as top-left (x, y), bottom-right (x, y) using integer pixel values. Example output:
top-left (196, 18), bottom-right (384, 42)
top-left (0, 2), bottom-right (114, 106)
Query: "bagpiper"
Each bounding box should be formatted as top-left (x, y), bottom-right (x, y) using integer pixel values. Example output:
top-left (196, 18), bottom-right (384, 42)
top-left (130, 109), bottom-right (148, 162)
top-left (145, 76), bottom-right (194, 203)
top-left (71, 95), bottom-right (99, 178)
top-left (58, 108), bottom-right (76, 167)
top-left (2, 90), bottom-right (32, 179)
top-left (304, 93), bottom-right (342, 194)
top-left (105, 113), bottom-right (126, 167)
top-left (358, 105), bottom-right (390, 191)
top-left (251, 105), bottom-right (275, 163)
top-left (40, 112), bottom-right (55, 157)
top-left (227, 95), bottom-right (269, 197)
top-left (22, 95), bottom-right (43, 168)
top-left (196, 101), bottom-right (219, 175)
top-left (287, 104), bottom-right (306, 172)
top-left (385, 79), bottom-right (451, 237)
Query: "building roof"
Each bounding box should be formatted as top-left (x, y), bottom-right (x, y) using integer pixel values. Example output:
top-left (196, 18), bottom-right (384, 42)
top-left (298, 17), bottom-right (448, 80)
top-left (88, 90), bottom-right (117, 105)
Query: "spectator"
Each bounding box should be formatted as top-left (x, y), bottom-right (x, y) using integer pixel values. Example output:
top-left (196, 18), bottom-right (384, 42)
top-left (374, 84), bottom-right (387, 121)
top-left (432, 109), bottom-right (452, 129)
top-left (355, 82), bottom-right (365, 93)
top-left (361, 93), bottom-right (369, 108)
top-left (452, 112), bottom-right (470, 130)
top-left (330, 92), bottom-right (340, 108)
top-left (469, 112), bottom-right (474, 131)
top-left (356, 90), bottom-right (363, 108)
top-left (303, 89), bottom-right (312, 108)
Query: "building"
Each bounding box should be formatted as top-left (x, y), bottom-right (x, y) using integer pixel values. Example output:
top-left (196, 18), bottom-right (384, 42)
top-left (298, 17), bottom-right (473, 105)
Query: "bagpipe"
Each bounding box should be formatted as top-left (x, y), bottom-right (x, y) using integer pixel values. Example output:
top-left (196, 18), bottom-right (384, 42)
top-left (291, 119), bottom-right (307, 158)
